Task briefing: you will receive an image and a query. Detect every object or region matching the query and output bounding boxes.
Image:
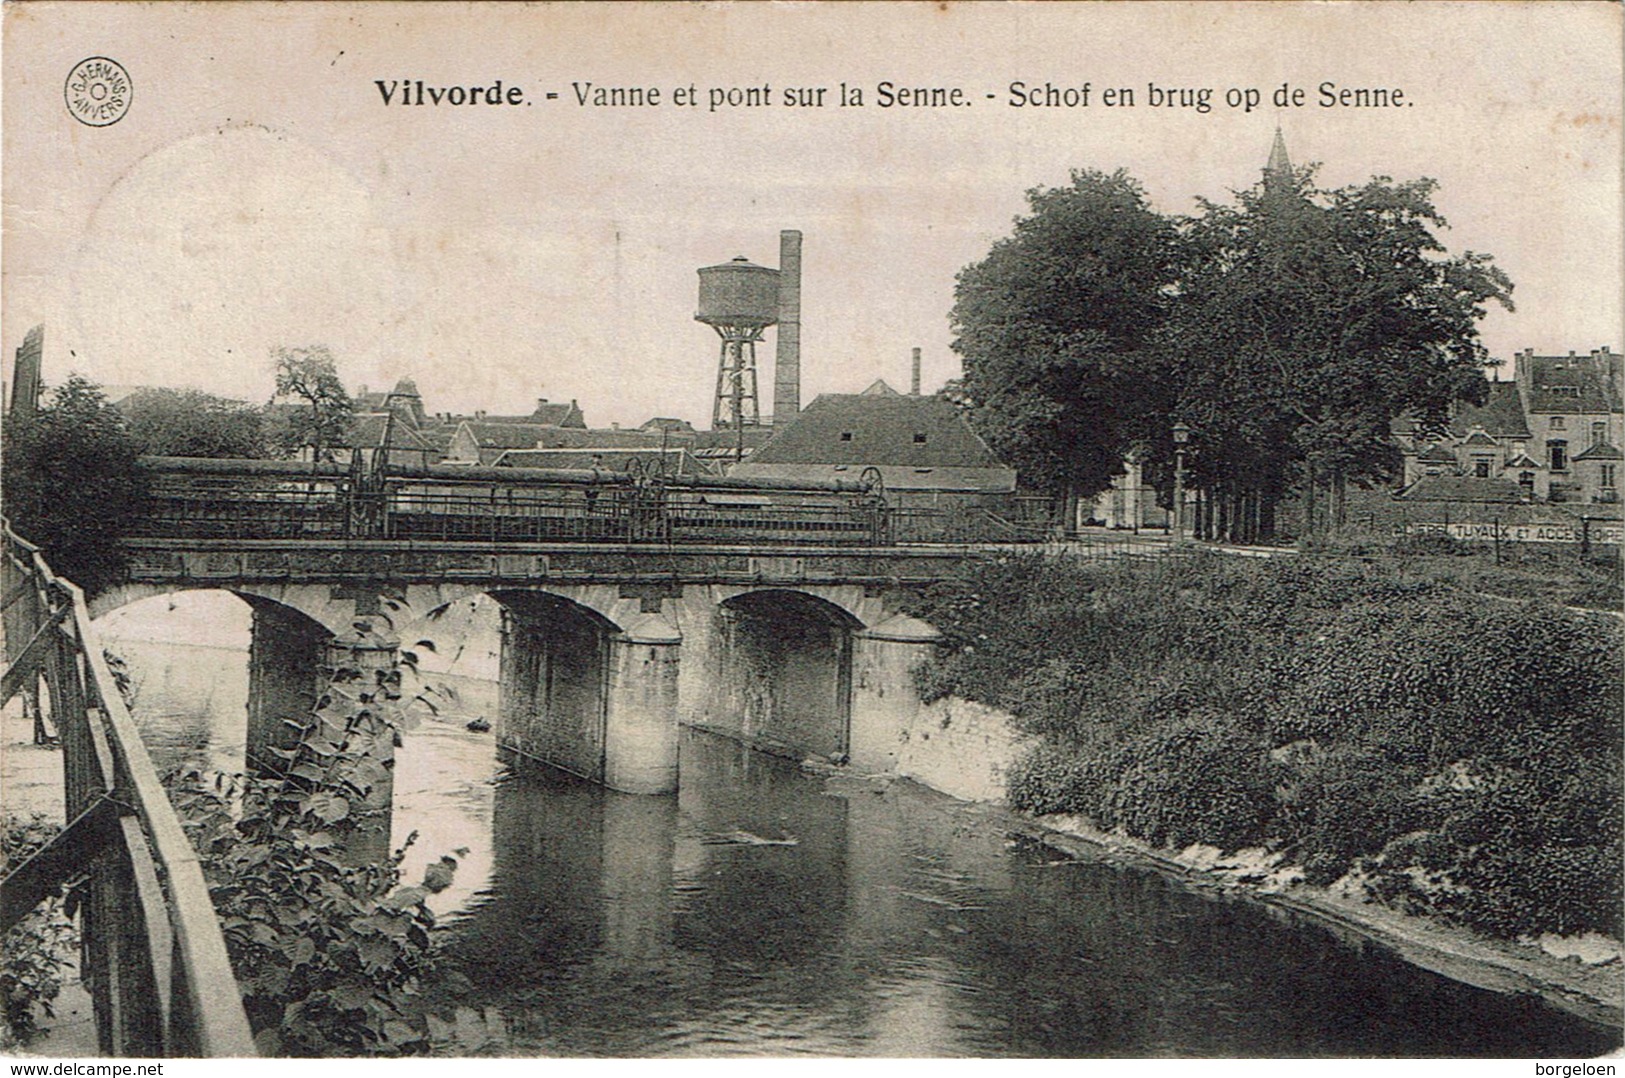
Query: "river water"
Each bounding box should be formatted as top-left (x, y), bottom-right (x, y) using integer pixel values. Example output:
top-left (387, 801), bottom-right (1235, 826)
top-left (109, 637), bottom-right (1620, 1058)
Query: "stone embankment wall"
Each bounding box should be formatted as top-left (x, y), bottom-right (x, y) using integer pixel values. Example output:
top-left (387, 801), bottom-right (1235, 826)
top-left (892, 696), bottom-right (1024, 803)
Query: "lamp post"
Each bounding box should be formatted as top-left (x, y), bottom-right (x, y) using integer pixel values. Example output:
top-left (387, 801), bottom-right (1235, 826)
top-left (1172, 422), bottom-right (1190, 543)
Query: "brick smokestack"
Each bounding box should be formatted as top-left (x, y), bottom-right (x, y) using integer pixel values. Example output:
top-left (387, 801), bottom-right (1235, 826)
top-left (773, 229), bottom-right (802, 423)
top-left (911, 347), bottom-right (921, 396)
top-left (8, 326), bottom-right (42, 422)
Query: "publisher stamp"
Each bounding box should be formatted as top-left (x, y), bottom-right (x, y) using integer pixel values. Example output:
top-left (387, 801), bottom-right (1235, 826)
top-left (65, 56), bottom-right (132, 127)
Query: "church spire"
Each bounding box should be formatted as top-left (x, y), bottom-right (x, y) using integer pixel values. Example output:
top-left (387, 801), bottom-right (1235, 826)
top-left (1264, 127), bottom-right (1293, 187)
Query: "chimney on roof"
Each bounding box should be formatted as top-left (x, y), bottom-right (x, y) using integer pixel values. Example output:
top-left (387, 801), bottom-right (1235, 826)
top-left (911, 347), bottom-right (922, 396)
top-left (774, 229), bottom-right (803, 421)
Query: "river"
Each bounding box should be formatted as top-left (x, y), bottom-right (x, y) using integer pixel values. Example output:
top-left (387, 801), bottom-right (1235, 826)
top-left (105, 637), bottom-right (1620, 1058)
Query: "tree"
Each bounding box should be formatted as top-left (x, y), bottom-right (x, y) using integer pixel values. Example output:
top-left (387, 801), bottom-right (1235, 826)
top-left (120, 387), bottom-right (269, 459)
top-left (2, 377), bottom-right (147, 593)
top-left (950, 170), bottom-right (1181, 524)
top-left (1165, 167), bottom-right (1513, 540)
top-left (271, 346), bottom-right (352, 461)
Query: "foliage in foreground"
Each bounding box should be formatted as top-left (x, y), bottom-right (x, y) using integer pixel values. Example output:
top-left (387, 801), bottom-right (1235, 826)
top-left (0, 816), bottom-right (76, 1047)
top-left (168, 659), bottom-right (444, 1056)
top-left (906, 553), bottom-right (1624, 940)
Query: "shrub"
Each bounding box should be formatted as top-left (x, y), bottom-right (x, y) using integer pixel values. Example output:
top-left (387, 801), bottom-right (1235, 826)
top-left (913, 552), bottom-right (1624, 937)
top-left (168, 660), bottom-right (445, 1055)
top-left (0, 816), bottom-right (76, 1046)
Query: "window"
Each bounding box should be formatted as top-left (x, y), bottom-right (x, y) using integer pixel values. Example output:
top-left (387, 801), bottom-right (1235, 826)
top-left (1549, 440), bottom-right (1568, 472)
top-left (1593, 421), bottom-right (1607, 447)
top-left (839, 432), bottom-right (853, 442)
top-left (1474, 459), bottom-right (1490, 478)
top-left (1518, 471), bottom-right (1535, 491)
top-left (1550, 416), bottom-right (1566, 430)
top-left (913, 433), bottom-right (927, 444)
top-left (1605, 464), bottom-right (1618, 490)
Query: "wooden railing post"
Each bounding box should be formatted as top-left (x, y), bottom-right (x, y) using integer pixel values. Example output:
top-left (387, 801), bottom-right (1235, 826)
top-left (0, 523), bottom-right (257, 1057)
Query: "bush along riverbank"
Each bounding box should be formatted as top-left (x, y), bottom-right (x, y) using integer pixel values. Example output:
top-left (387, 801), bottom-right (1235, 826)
top-left (903, 553), bottom-right (1623, 953)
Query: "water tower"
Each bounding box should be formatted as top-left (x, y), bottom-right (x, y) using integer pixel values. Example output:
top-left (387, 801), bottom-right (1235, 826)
top-left (696, 255), bottom-right (780, 433)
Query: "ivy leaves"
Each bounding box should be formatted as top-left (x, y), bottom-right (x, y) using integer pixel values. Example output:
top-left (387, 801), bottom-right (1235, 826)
top-left (168, 656), bottom-right (448, 1056)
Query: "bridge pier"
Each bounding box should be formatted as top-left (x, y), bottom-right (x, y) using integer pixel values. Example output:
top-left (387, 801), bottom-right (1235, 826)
top-left (323, 621), bottom-right (401, 862)
top-left (849, 614), bottom-right (944, 773)
top-left (691, 590), bottom-right (857, 761)
top-left (498, 601), bottom-right (682, 795)
top-left (243, 598), bottom-right (331, 773)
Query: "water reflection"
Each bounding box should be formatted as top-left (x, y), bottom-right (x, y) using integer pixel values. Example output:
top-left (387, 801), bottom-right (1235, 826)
top-left (102, 640), bottom-right (1620, 1058)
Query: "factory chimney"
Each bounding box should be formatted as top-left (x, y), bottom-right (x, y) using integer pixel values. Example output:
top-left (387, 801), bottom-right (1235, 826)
top-left (910, 347), bottom-right (921, 396)
top-left (773, 229), bottom-right (802, 423)
top-left (8, 326), bottom-right (43, 422)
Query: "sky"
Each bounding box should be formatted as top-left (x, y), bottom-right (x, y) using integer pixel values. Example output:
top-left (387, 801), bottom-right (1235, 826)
top-left (3, 2), bottom-right (1621, 430)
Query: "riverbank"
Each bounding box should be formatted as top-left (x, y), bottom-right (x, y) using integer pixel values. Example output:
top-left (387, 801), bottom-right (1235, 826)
top-left (1009, 810), bottom-right (1623, 1033)
top-left (903, 552), bottom-right (1622, 945)
top-left (840, 727), bottom-right (1623, 1037)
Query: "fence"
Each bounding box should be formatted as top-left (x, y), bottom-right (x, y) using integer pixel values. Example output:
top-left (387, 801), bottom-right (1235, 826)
top-left (0, 524), bottom-right (255, 1056)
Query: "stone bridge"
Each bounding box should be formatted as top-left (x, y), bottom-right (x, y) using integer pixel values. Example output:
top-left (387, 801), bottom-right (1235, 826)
top-left (96, 537), bottom-right (977, 794)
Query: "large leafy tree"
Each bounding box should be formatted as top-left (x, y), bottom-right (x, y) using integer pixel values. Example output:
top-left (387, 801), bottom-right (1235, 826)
top-left (120, 386), bottom-right (269, 459)
top-left (950, 169), bottom-right (1181, 518)
top-left (1165, 167), bottom-right (1513, 539)
top-left (270, 346), bottom-right (352, 461)
top-left (3, 377), bottom-right (147, 592)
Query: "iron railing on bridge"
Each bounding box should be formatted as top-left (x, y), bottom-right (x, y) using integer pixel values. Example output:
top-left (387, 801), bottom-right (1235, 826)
top-left (0, 524), bottom-right (256, 1057)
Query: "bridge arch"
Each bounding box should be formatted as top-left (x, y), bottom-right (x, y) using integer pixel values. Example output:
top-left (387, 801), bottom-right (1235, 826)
top-left (702, 588), bottom-right (862, 761)
top-left (482, 587), bottom-right (680, 794)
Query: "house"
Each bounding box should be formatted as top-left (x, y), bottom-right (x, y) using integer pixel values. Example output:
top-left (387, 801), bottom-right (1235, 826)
top-left (353, 378), bottom-right (428, 429)
top-left (1085, 456), bottom-right (1169, 531)
top-left (1395, 346), bottom-right (1622, 506)
top-left (1514, 348), bottom-right (1622, 503)
top-left (640, 417), bottom-right (696, 435)
top-left (472, 398), bottom-right (587, 429)
top-left (728, 383), bottom-right (1017, 508)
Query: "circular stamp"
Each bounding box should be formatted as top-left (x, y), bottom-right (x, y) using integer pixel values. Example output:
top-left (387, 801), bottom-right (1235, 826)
top-left (65, 57), bottom-right (132, 127)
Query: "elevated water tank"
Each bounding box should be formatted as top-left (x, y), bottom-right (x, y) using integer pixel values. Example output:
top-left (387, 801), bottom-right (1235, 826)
top-left (696, 256), bottom-right (780, 329)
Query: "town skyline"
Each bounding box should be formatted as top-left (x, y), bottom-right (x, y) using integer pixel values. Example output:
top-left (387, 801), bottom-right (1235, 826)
top-left (4, 3), bottom-right (1620, 429)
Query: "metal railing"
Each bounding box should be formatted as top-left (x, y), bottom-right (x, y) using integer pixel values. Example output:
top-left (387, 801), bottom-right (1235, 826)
top-left (0, 524), bottom-right (256, 1057)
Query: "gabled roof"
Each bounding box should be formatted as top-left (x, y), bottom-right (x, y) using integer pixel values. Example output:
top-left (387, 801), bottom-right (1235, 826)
top-left (861, 380), bottom-right (901, 397)
top-left (456, 421), bottom-right (551, 450)
top-left (640, 417), bottom-right (696, 434)
top-left (1399, 475), bottom-right (1527, 503)
top-left (1449, 381), bottom-right (1531, 440)
top-left (1504, 451), bottom-right (1542, 469)
top-left (745, 392), bottom-right (1009, 471)
top-left (1522, 355), bottom-right (1621, 414)
top-left (1459, 429), bottom-right (1500, 449)
top-left (1573, 441), bottom-right (1623, 462)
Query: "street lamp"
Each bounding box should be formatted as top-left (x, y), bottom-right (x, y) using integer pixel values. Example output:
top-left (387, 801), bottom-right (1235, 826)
top-left (1172, 422), bottom-right (1191, 543)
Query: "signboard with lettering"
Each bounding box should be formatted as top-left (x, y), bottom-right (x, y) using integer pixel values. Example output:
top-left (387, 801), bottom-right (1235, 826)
top-left (1395, 522), bottom-right (1623, 545)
